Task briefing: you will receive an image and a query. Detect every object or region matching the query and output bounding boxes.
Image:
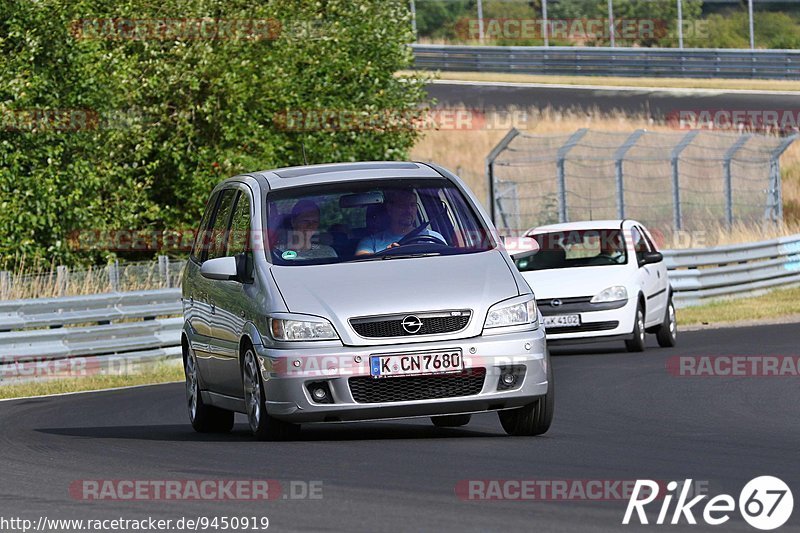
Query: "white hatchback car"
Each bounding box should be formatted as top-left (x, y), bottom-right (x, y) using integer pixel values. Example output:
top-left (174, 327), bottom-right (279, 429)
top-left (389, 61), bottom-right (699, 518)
top-left (512, 220), bottom-right (676, 352)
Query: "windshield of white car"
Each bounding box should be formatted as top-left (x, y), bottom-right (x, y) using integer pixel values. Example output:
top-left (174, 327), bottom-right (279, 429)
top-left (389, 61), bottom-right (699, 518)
top-left (265, 178), bottom-right (496, 266)
top-left (514, 229), bottom-right (628, 271)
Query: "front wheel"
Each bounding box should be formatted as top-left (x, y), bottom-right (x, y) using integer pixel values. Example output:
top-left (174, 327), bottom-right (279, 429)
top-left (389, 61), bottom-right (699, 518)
top-left (625, 302), bottom-right (646, 352)
top-left (656, 296), bottom-right (677, 348)
top-left (242, 348), bottom-right (299, 441)
top-left (185, 348), bottom-right (234, 433)
top-left (498, 356), bottom-right (554, 436)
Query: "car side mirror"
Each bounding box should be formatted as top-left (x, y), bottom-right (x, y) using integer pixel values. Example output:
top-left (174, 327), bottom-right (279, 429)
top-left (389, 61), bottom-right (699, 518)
top-left (201, 256), bottom-right (239, 281)
top-left (639, 251), bottom-right (663, 266)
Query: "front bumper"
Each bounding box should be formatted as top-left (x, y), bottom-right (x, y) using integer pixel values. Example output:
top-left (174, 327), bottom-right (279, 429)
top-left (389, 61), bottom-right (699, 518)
top-left (542, 298), bottom-right (637, 344)
top-left (253, 328), bottom-right (548, 423)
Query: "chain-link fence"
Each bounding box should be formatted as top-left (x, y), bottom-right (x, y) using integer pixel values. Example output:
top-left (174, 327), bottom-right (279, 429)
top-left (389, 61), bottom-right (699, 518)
top-left (0, 257), bottom-right (186, 300)
top-left (487, 129), bottom-right (797, 236)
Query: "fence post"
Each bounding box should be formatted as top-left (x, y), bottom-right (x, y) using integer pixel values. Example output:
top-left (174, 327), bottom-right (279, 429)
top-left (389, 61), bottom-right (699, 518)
top-left (108, 260), bottom-right (120, 292)
top-left (158, 255), bottom-right (171, 288)
top-left (766, 134), bottom-right (798, 224)
top-left (0, 271), bottom-right (10, 300)
top-left (613, 130), bottom-right (645, 220)
top-left (670, 130), bottom-right (700, 231)
top-left (722, 134), bottom-right (751, 230)
top-left (556, 128), bottom-right (589, 223)
top-left (486, 128), bottom-right (520, 225)
top-left (56, 265), bottom-right (69, 296)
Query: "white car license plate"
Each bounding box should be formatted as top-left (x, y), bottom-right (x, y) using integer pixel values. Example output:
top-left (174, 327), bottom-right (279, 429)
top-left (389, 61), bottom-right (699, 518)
top-left (543, 314), bottom-right (581, 328)
top-left (370, 350), bottom-right (463, 378)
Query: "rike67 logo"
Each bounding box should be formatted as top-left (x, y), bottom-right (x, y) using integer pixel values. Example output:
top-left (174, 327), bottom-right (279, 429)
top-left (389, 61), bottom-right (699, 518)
top-left (623, 477), bottom-right (793, 530)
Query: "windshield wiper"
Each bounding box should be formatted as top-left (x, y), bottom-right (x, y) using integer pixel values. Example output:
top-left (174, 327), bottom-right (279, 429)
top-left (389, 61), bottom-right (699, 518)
top-left (349, 252), bottom-right (443, 262)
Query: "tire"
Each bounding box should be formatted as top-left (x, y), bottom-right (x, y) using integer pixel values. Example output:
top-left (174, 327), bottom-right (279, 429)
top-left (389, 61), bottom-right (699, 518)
top-left (498, 355), bottom-right (554, 436)
top-left (185, 347), bottom-right (234, 433)
top-left (242, 347), bottom-right (299, 441)
top-left (656, 295), bottom-right (677, 348)
top-left (431, 414), bottom-right (472, 427)
top-left (625, 302), bottom-right (647, 352)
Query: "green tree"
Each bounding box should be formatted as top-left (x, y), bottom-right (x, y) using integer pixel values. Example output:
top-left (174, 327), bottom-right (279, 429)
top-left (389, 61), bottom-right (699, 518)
top-left (0, 0), bottom-right (428, 267)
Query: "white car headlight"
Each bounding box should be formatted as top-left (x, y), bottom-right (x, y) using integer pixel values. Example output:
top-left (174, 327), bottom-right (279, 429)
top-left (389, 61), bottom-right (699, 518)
top-left (269, 316), bottom-right (339, 341)
top-left (590, 285), bottom-right (628, 303)
top-left (484, 296), bottom-right (539, 329)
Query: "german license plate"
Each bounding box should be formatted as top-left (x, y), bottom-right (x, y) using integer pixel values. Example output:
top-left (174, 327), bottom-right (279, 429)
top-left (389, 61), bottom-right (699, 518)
top-left (543, 314), bottom-right (581, 328)
top-left (370, 350), bottom-right (463, 378)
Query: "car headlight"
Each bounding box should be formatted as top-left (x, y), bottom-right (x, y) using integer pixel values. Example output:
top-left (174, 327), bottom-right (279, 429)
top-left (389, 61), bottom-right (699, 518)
top-left (269, 316), bottom-right (339, 341)
top-left (484, 296), bottom-right (539, 329)
top-left (590, 285), bottom-right (628, 303)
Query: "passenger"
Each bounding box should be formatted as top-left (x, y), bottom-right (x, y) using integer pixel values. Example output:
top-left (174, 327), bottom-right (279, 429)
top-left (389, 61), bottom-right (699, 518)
top-left (281, 200), bottom-right (337, 260)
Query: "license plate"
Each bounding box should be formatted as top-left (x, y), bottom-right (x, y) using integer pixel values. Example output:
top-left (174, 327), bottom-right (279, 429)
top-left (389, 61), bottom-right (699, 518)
top-left (543, 314), bottom-right (581, 328)
top-left (370, 350), bottom-right (463, 378)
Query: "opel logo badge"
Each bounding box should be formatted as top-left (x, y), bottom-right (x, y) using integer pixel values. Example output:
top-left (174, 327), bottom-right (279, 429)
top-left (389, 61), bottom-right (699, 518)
top-left (551, 299), bottom-right (562, 307)
top-left (401, 315), bottom-right (423, 334)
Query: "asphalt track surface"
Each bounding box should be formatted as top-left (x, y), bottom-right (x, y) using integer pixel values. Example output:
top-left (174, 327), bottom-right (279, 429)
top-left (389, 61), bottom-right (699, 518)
top-left (1, 323), bottom-right (798, 532)
top-left (427, 81), bottom-right (800, 120)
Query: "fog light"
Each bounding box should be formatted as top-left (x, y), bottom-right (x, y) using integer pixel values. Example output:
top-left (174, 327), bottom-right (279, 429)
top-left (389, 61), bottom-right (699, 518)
top-left (306, 381), bottom-right (333, 404)
top-left (497, 365), bottom-right (526, 391)
top-left (312, 388), bottom-right (327, 401)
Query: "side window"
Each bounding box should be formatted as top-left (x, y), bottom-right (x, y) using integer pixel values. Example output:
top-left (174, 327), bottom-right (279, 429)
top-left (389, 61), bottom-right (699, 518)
top-left (190, 192), bottom-right (218, 263)
top-left (630, 226), bottom-right (650, 265)
top-left (206, 189), bottom-right (237, 261)
top-left (227, 192), bottom-right (251, 256)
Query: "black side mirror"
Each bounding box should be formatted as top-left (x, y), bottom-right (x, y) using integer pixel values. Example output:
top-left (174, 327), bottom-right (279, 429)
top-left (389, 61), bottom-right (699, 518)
top-left (639, 251), bottom-right (663, 266)
top-left (234, 252), bottom-right (253, 283)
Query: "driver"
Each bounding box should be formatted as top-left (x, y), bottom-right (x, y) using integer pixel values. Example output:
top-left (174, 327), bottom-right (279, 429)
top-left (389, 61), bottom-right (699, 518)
top-left (354, 189), bottom-right (445, 256)
top-left (595, 232), bottom-right (625, 263)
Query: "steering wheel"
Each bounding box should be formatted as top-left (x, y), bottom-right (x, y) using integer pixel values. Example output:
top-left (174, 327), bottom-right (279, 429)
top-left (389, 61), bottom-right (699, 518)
top-left (396, 221), bottom-right (431, 245)
top-left (398, 234), bottom-right (448, 247)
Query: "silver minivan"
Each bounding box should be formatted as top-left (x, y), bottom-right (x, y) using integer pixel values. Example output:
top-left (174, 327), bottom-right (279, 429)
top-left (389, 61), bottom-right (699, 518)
top-left (181, 162), bottom-right (553, 440)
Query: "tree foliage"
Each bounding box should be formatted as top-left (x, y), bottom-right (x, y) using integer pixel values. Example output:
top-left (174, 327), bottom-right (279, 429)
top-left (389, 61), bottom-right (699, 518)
top-left (0, 0), bottom-right (427, 266)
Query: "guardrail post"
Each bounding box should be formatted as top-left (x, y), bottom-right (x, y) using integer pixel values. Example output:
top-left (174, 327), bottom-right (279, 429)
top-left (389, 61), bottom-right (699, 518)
top-left (56, 265), bottom-right (69, 296)
top-left (766, 134), bottom-right (798, 223)
top-left (158, 255), bottom-right (170, 288)
top-left (0, 271), bottom-right (10, 300)
top-left (723, 134), bottom-right (752, 230)
top-left (108, 260), bottom-right (120, 292)
top-left (486, 128), bottom-right (521, 225)
top-left (556, 128), bottom-right (589, 223)
top-left (613, 130), bottom-right (645, 219)
top-left (670, 130), bottom-right (700, 231)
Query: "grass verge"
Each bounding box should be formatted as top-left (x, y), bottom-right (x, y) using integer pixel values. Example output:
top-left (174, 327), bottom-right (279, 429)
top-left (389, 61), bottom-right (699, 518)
top-left (405, 70), bottom-right (800, 92)
top-left (0, 361), bottom-right (184, 400)
top-left (677, 286), bottom-right (800, 326)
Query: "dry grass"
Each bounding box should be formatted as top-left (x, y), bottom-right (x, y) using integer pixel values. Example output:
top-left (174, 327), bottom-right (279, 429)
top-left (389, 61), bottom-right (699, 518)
top-left (404, 70), bottom-right (800, 92)
top-left (678, 286), bottom-right (800, 326)
top-left (411, 106), bottom-right (800, 247)
top-left (0, 360), bottom-right (183, 400)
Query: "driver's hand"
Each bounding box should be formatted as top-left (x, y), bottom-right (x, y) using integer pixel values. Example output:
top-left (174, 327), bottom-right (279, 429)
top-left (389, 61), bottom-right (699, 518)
top-left (387, 242), bottom-right (401, 249)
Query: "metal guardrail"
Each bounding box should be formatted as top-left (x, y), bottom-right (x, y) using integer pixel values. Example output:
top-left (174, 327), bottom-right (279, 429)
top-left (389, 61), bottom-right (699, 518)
top-left (412, 44), bottom-right (800, 79)
top-left (0, 289), bottom-right (182, 382)
top-left (664, 234), bottom-right (800, 307)
top-left (1, 235), bottom-right (799, 378)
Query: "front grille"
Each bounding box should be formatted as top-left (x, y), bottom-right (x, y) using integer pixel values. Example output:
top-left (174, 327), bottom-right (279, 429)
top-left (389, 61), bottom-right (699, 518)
top-left (546, 320), bottom-right (619, 333)
top-left (349, 368), bottom-right (486, 403)
top-left (350, 311), bottom-right (471, 338)
top-left (538, 296), bottom-right (626, 314)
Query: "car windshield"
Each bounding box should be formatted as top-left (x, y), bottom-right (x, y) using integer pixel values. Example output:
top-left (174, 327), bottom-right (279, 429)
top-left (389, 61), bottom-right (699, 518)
top-left (515, 229), bottom-right (628, 271)
top-left (265, 178), bottom-right (495, 266)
